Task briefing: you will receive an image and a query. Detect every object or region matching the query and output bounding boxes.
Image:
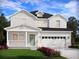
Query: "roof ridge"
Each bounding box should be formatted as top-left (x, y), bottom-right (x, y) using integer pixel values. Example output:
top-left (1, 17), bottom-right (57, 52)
top-left (31, 10), bottom-right (53, 18)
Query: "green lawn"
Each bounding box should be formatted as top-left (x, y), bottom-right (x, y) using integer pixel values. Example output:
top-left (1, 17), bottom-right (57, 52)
top-left (0, 49), bottom-right (67, 59)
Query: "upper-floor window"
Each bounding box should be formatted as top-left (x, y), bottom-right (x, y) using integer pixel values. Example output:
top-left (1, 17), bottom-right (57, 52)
top-left (56, 20), bottom-right (60, 28)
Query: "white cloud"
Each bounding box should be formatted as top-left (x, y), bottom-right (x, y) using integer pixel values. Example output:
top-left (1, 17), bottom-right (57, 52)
top-left (0, 0), bottom-right (22, 11)
top-left (0, 0), bottom-right (65, 12)
top-left (65, 0), bottom-right (77, 13)
top-left (33, 1), bottom-right (65, 13)
top-left (0, 0), bottom-right (78, 20)
top-left (63, 0), bottom-right (78, 19)
top-left (0, 0), bottom-right (42, 11)
top-left (19, 0), bottom-right (41, 4)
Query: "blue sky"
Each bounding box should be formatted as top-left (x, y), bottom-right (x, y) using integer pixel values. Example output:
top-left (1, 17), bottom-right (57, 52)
top-left (0, 0), bottom-right (79, 20)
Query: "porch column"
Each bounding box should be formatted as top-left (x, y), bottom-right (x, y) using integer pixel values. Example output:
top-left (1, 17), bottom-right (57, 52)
top-left (25, 32), bottom-right (27, 47)
top-left (38, 32), bottom-right (42, 47)
top-left (7, 31), bottom-right (9, 47)
top-left (67, 33), bottom-right (72, 47)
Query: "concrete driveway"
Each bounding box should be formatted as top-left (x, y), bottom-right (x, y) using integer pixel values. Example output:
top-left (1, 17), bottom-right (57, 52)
top-left (56, 48), bottom-right (79, 59)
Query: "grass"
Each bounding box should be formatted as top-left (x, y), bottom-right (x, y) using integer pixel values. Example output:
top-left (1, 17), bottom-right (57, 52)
top-left (0, 49), bottom-right (67, 59)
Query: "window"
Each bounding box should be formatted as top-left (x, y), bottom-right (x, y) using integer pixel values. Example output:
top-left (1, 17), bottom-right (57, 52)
top-left (19, 33), bottom-right (25, 40)
top-left (51, 37), bottom-right (54, 39)
top-left (42, 37), bottom-right (44, 39)
top-left (42, 36), bottom-right (66, 39)
top-left (57, 37), bottom-right (60, 39)
top-left (45, 37), bottom-right (47, 39)
top-left (48, 37), bottom-right (51, 39)
top-left (12, 32), bottom-right (24, 40)
top-left (54, 37), bottom-right (56, 39)
top-left (12, 32), bottom-right (18, 40)
top-left (56, 20), bottom-right (60, 28)
top-left (63, 37), bottom-right (66, 39)
top-left (60, 37), bottom-right (63, 39)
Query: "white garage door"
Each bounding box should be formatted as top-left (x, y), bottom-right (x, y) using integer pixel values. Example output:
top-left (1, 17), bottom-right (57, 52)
top-left (41, 36), bottom-right (66, 48)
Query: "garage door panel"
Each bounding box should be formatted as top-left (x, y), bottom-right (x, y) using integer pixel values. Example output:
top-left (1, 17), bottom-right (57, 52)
top-left (41, 36), bottom-right (66, 48)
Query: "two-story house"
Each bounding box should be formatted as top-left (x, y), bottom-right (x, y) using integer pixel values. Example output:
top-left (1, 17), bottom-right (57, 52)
top-left (4, 10), bottom-right (72, 49)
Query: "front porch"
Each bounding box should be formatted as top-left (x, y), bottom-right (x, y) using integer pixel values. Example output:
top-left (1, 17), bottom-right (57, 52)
top-left (4, 25), bottom-right (41, 49)
top-left (7, 31), bottom-right (39, 49)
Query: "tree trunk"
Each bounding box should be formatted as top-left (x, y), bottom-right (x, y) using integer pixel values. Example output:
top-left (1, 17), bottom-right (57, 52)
top-left (71, 32), bottom-right (75, 46)
top-left (0, 31), bottom-right (5, 45)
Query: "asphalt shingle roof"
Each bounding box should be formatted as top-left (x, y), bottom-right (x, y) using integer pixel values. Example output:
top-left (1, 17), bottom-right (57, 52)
top-left (39, 27), bottom-right (72, 31)
top-left (31, 10), bottom-right (53, 18)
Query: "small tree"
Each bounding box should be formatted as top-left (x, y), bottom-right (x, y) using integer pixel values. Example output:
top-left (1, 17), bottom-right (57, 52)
top-left (67, 16), bottom-right (77, 46)
top-left (0, 32), bottom-right (5, 45)
top-left (0, 13), bottom-right (9, 45)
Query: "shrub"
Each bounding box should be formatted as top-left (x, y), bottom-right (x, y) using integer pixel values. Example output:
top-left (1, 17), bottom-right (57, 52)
top-left (4, 44), bottom-right (8, 49)
top-left (0, 45), bottom-right (8, 50)
top-left (37, 47), bottom-right (54, 56)
top-left (68, 45), bottom-right (79, 49)
top-left (37, 47), bottom-right (60, 57)
top-left (53, 50), bottom-right (60, 56)
top-left (0, 45), bottom-right (4, 50)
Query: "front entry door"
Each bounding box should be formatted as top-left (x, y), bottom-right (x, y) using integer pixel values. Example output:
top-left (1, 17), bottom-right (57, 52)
top-left (29, 34), bottom-right (35, 46)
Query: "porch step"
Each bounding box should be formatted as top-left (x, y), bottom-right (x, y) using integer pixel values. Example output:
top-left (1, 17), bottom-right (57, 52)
top-left (8, 47), bottom-right (38, 50)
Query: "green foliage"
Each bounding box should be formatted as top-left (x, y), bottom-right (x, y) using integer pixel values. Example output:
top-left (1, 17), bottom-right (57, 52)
top-left (67, 16), bottom-right (77, 31)
top-left (37, 47), bottom-right (60, 57)
top-left (0, 13), bottom-right (10, 45)
top-left (0, 31), bottom-right (5, 44)
top-left (53, 51), bottom-right (60, 57)
top-left (0, 14), bottom-right (9, 28)
top-left (67, 16), bottom-right (77, 45)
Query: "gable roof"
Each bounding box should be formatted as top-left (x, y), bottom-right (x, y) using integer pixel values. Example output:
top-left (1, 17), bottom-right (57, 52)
top-left (4, 24), bottom-right (41, 31)
top-left (31, 10), bottom-right (53, 18)
top-left (9, 9), bottom-right (38, 20)
top-left (55, 14), bottom-right (67, 20)
top-left (48, 14), bottom-right (67, 21)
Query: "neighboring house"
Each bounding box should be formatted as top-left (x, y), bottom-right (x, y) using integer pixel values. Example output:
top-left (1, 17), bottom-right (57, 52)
top-left (4, 10), bottom-right (72, 49)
